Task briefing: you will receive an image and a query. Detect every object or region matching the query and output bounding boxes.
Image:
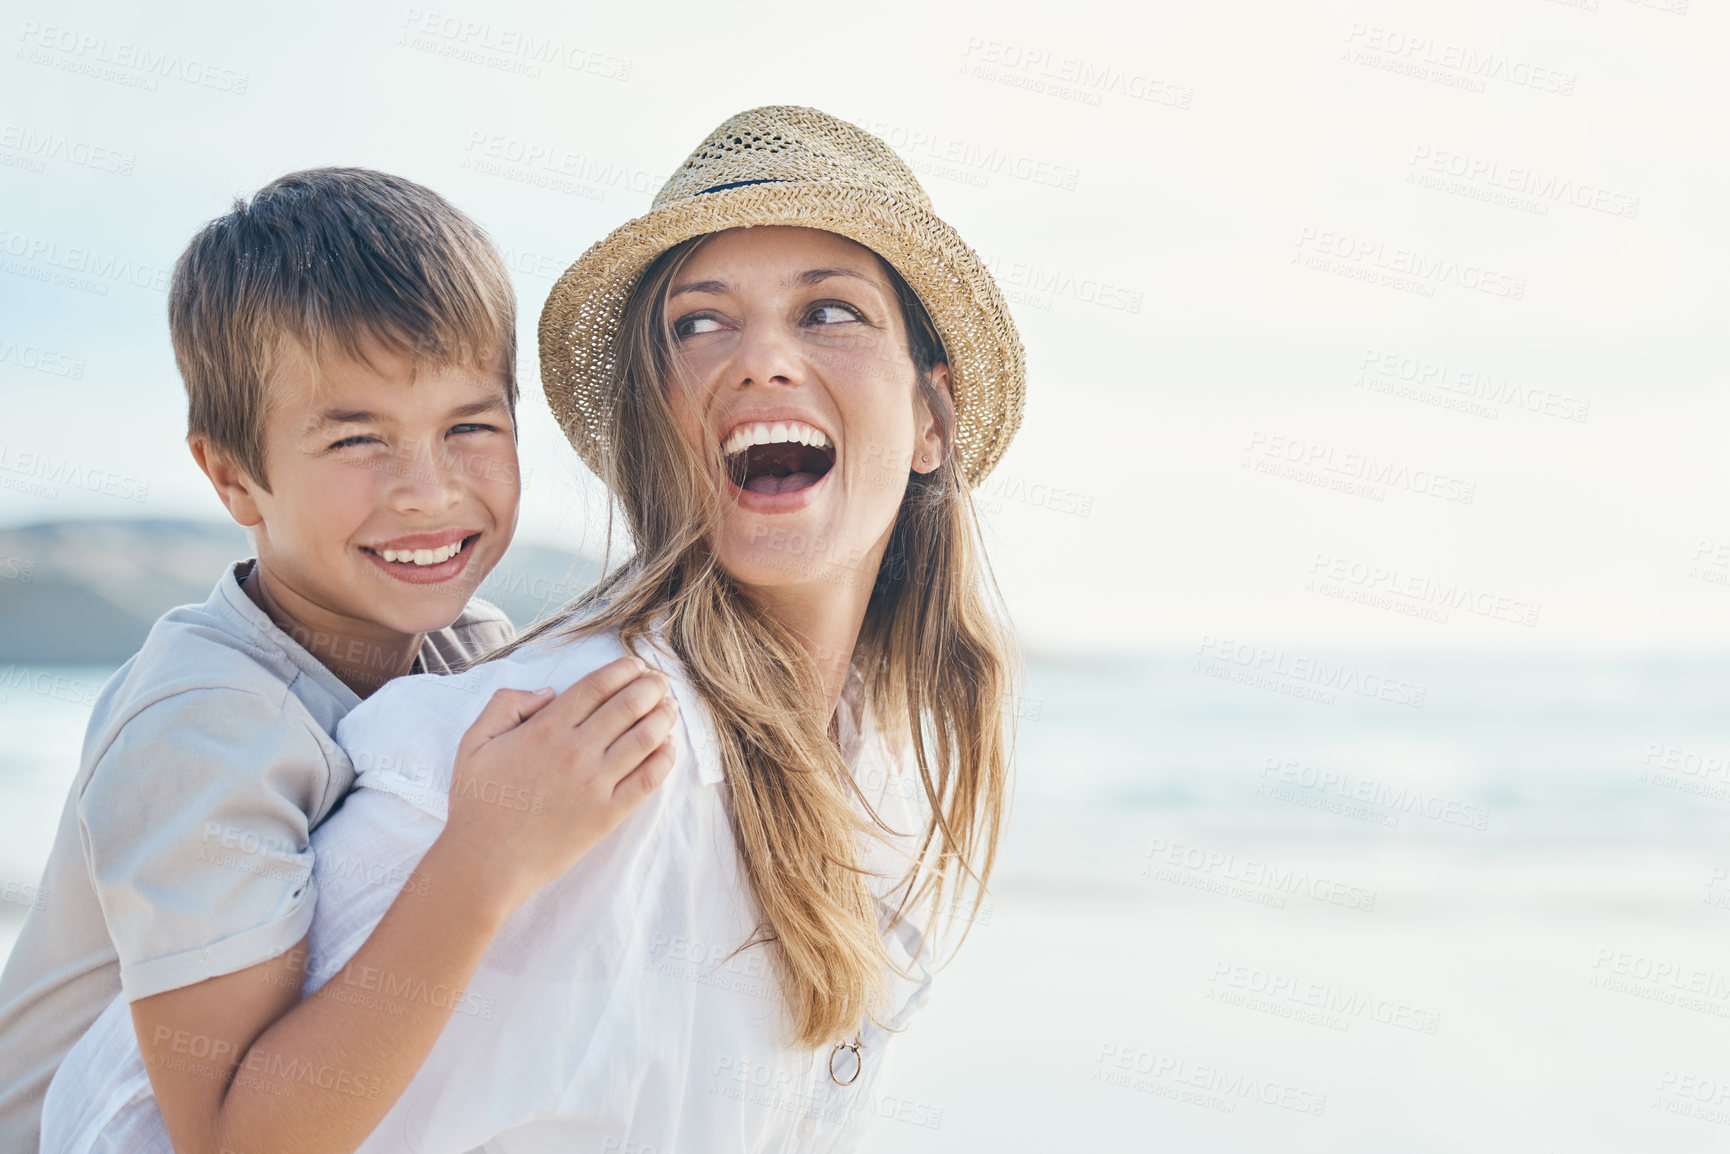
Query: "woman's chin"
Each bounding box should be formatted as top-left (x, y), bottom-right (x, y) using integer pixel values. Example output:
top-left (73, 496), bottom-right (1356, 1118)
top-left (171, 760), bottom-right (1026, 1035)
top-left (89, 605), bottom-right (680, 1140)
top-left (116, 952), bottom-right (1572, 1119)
top-left (715, 542), bottom-right (859, 594)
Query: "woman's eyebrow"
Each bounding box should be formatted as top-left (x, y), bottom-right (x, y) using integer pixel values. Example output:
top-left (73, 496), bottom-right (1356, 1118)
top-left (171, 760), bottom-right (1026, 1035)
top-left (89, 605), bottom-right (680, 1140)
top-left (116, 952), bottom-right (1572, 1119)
top-left (794, 267), bottom-right (877, 289)
top-left (670, 278), bottom-right (732, 298)
top-left (668, 267), bottom-right (879, 298)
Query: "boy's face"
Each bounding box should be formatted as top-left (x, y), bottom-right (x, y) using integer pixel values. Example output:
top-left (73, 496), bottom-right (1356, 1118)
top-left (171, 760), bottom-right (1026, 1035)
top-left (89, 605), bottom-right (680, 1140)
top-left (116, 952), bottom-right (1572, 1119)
top-left (242, 340), bottom-right (519, 638)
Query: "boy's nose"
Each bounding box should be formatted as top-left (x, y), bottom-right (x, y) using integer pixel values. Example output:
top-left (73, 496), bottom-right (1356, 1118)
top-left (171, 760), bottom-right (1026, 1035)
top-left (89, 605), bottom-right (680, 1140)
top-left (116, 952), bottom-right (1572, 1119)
top-left (386, 440), bottom-right (465, 512)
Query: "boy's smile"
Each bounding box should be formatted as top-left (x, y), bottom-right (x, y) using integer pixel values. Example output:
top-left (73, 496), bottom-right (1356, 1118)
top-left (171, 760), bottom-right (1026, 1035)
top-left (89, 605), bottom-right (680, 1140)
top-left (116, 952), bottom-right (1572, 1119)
top-left (193, 337), bottom-right (519, 695)
top-left (361, 527), bottom-right (485, 584)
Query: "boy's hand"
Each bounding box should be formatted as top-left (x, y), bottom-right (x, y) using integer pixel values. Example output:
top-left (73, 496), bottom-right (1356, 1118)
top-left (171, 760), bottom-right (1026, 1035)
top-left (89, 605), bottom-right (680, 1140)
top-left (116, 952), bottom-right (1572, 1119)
top-left (437, 656), bottom-right (679, 914)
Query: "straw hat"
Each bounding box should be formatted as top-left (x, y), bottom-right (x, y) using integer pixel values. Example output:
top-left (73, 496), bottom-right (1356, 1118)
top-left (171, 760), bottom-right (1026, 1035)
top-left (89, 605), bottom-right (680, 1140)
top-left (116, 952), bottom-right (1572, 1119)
top-left (538, 105), bottom-right (1026, 488)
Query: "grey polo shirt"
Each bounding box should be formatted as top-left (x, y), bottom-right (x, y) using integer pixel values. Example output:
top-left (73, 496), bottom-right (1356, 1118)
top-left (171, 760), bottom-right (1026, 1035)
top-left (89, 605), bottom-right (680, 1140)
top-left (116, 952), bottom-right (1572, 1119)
top-left (0, 558), bottom-right (513, 1152)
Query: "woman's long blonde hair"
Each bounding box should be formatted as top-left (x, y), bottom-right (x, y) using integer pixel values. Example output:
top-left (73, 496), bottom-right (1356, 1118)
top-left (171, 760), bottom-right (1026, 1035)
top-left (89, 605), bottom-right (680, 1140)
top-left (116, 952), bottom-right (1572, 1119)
top-left (500, 232), bottom-right (1017, 1048)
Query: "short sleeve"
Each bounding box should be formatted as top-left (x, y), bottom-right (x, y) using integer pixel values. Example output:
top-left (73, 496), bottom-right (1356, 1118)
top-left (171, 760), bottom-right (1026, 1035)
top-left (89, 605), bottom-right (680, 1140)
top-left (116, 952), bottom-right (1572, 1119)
top-left (79, 688), bottom-right (337, 1001)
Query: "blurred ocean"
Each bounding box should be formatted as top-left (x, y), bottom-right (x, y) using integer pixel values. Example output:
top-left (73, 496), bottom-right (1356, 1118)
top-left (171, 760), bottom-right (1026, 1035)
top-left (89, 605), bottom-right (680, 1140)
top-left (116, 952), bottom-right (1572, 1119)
top-left (3, 651), bottom-right (1727, 1151)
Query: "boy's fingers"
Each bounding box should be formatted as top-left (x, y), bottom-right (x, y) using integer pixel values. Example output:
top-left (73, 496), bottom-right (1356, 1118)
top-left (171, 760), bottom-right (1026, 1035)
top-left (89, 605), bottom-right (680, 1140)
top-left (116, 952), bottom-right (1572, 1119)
top-left (611, 740), bottom-right (676, 809)
top-left (577, 673), bottom-right (674, 749)
top-left (463, 687), bottom-right (556, 745)
top-left (603, 697), bottom-right (680, 772)
top-left (538, 657), bottom-right (655, 730)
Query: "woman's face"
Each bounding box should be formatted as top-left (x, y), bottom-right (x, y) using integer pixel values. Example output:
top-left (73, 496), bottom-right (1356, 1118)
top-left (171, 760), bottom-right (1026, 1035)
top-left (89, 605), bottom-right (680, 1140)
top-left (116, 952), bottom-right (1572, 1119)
top-left (662, 226), bottom-right (948, 594)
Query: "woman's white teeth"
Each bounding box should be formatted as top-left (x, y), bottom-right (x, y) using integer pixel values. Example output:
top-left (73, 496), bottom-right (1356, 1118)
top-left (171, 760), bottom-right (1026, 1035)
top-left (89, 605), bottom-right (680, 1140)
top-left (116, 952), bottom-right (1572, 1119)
top-left (721, 420), bottom-right (830, 457)
top-left (379, 540), bottom-right (464, 565)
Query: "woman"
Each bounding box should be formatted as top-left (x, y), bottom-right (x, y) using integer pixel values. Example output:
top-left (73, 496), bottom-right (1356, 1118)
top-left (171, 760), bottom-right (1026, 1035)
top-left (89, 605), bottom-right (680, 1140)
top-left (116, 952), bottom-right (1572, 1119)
top-left (44, 105), bottom-right (1025, 1153)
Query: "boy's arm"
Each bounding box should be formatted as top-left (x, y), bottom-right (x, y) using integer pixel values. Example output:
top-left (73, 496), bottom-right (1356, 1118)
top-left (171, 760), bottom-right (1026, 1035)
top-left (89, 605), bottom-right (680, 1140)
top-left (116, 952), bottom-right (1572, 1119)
top-left (130, 658), bottom-right (678, 1154)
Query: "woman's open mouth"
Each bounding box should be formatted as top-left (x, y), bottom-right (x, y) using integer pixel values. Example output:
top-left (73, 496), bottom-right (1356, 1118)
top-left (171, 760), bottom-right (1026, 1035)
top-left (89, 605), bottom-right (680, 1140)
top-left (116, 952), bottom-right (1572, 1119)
top-left (722, 420), bottom-right (836, 496)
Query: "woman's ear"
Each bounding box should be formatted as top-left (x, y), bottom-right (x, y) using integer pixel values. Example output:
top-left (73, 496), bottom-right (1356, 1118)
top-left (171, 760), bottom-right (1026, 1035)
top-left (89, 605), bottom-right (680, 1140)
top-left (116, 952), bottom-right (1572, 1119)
top-left (188, 435), bottom-right (265, 528)
top-left (911, 363), bottom-right (952, 475)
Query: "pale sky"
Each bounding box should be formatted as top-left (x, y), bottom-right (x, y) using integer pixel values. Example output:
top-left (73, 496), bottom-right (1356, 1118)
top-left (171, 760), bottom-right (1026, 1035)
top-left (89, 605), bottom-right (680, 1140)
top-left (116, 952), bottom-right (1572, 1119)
top-left (2, 0), bottom-right (1725, 653)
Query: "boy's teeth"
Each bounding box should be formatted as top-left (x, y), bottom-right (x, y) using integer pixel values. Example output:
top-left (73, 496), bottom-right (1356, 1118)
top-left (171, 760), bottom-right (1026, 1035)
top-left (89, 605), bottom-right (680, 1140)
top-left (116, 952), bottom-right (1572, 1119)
top-left (379, 540), bottom-right (464, 565)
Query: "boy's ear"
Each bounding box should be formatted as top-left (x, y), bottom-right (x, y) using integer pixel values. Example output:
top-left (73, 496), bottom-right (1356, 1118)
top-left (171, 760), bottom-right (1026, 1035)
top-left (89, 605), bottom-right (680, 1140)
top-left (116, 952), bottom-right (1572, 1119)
top-left (188, 436), bottom-right (264, 528)
top-left (911, 362), bottom-right (952, 475)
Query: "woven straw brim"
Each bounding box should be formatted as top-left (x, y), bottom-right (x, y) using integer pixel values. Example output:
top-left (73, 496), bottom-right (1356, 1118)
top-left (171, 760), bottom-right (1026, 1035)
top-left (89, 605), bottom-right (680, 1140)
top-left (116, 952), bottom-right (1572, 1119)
top-left (538, 181), bottom-right (1026, 489)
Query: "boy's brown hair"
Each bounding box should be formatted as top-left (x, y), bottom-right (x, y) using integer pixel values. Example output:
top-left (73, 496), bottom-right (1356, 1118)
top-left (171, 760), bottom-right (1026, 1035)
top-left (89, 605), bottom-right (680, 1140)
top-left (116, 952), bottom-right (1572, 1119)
top-left (170, 167), bottom-right (516, 488)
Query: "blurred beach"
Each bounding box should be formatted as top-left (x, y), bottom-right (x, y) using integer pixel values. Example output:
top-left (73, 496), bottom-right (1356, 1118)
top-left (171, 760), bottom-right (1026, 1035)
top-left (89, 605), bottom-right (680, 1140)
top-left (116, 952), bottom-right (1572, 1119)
top-left (5, 649), bottom-right (1726, 1152)
top-left (4, 0), bottom-right (1726, 1146)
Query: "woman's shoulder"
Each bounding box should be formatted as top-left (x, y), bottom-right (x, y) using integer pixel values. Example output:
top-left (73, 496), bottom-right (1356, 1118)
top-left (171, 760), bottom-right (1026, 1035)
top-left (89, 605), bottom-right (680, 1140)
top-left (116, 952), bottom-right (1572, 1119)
top-left (336, 629), bottom-right (613, 766)
top-left (336, 621), bottom-right (717, 803)
top-left (349, 627), bottom-right (646, 721)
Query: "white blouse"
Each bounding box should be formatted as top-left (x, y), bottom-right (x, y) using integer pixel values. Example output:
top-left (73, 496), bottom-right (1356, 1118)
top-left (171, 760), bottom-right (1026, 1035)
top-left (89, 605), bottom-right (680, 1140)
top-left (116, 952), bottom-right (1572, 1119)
top-left (41, 627), bottom-right (936, 1154)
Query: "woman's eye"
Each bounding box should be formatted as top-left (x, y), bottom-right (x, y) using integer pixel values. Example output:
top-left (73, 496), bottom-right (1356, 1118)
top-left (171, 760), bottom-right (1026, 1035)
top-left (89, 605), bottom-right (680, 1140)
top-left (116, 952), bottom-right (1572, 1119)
top-left (806, 302), bottom-right (862, 326)
top-left (673, 313), bottom-right (725, 339)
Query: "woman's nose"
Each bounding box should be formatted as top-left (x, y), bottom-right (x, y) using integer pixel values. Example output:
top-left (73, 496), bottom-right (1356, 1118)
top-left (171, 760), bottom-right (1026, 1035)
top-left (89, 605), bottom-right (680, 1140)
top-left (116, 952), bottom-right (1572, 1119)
top-left (730, 319), bottom-right (806, 391)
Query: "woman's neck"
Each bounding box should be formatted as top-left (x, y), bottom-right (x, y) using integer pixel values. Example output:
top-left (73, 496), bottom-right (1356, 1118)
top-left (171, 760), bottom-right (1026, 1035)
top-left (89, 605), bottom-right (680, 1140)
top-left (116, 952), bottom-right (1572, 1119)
top-left (742, 578), bottom-right (872, 720)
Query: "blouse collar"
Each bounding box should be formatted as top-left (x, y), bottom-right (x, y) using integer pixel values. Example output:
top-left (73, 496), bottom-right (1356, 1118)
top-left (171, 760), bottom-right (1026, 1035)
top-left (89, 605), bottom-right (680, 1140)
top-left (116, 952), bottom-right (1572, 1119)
top-left (636, 632), bottom-right (874, 789)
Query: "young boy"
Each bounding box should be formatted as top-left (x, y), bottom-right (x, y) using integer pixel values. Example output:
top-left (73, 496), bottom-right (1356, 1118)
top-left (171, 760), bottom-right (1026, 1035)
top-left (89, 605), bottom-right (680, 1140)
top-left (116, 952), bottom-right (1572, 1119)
top-left (0, 169), bottom-right (677, 1154)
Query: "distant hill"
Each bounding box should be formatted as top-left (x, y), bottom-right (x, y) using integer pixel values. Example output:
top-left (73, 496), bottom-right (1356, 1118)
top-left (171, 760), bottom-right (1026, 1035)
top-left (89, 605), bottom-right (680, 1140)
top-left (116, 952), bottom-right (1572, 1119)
top-left (0, 520), bottom-right (610, 665)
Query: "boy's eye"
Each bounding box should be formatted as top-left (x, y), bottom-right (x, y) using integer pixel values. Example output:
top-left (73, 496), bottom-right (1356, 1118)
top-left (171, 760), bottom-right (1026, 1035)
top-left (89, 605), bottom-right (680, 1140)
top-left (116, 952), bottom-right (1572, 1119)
top-left (327, 434), bottom-right (379, 450)
top-left (449, 423), bottom-right (499, 436)
top-left (806, 302), bottom-right (863, 326)
top-left (673, 313), bottom-right (726, 339)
